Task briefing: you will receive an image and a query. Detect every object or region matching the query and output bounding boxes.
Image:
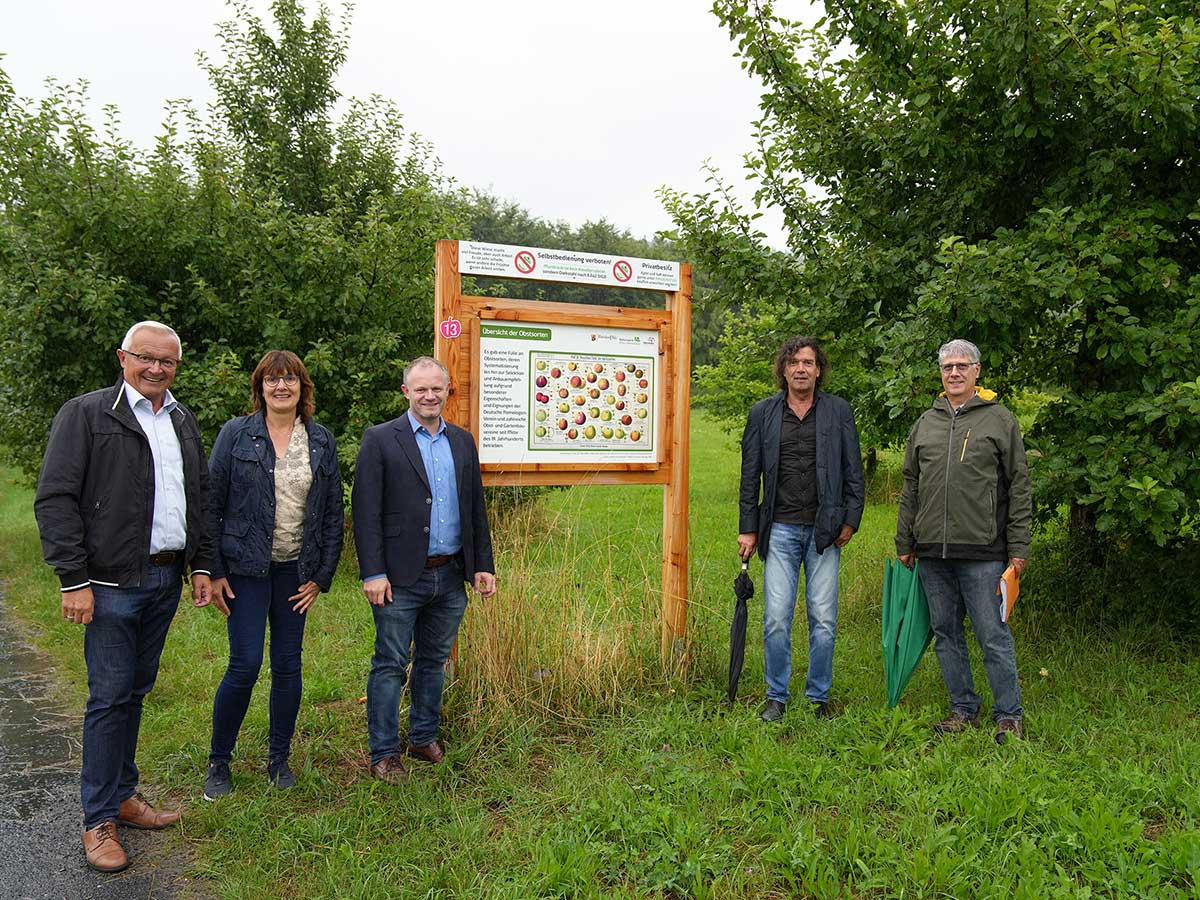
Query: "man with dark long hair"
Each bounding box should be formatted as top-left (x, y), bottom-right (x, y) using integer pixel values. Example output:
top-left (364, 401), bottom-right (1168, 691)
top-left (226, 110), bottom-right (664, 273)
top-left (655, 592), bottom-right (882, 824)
top-left (738, 336), bottom-right (864, 722)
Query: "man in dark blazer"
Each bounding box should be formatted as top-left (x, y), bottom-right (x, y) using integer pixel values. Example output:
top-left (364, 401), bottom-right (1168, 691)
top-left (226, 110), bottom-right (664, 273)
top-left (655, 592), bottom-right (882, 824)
top-left (738, 336), bottom-right (864, 722)
top-left (353, 356), bottom-right (496, 782)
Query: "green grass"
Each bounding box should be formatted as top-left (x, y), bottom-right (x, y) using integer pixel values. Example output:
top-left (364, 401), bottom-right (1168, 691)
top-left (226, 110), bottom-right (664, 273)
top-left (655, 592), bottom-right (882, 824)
top-left (2, 413), bottom-right (1198, 899)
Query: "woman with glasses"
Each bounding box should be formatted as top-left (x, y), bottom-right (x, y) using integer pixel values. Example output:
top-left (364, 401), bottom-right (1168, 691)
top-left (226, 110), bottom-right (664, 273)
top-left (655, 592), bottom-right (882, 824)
top-left (202, 350), bottom-right (344, 798)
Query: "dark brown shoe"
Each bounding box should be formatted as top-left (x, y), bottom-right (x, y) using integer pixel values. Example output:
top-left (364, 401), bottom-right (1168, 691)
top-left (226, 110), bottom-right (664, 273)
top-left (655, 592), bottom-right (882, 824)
top-left (118, 792), bottom-right (180, 829)
top-left (932, 711), bottom-right (981, 734)
top-left (995, 718), bottom-right (1024, 744)
top-left (369, 754), bottom-right (408, 784)
top-left (405, 740), bottom-right (445, 764)
top-left (83, 822), bottom-right (129, 873)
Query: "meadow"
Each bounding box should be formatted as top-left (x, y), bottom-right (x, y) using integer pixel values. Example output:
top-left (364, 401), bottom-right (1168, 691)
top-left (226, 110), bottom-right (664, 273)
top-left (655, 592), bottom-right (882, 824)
top-left (1, 413), bottom-right (1197, 899)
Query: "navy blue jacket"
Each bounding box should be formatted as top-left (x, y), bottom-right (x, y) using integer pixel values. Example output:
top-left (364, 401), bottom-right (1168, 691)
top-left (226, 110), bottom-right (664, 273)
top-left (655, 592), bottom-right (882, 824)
top-left (352, 415), bottom-right (494, 588)
top-left (207, 412), bottom-right (344, 590)
top-left (739, 390), bottom-right (865, 557)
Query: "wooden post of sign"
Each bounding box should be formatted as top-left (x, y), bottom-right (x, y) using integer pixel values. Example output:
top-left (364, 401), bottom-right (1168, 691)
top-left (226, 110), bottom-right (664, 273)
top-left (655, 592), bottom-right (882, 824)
top-left (661, 265), bottom-right (692, 666)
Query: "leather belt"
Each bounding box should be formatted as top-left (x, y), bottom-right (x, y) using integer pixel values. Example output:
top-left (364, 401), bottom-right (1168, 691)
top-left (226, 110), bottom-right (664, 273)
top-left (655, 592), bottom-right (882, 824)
top-left (426, 554), bottom-right (457, 569)
top-left (148, 550), bottom-right (182, 566)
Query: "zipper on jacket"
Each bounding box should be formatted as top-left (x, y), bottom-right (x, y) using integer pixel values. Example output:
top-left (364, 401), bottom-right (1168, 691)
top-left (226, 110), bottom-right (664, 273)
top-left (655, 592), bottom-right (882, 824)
top-left (941, 405), bottom-right (958, 559)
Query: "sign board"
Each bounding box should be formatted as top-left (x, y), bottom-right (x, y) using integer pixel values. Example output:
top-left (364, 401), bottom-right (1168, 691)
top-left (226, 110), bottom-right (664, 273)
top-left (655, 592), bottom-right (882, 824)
top-left (477, 321), bottom-right (659, 464)
top-left (459, 240), bottom-right (681, 291)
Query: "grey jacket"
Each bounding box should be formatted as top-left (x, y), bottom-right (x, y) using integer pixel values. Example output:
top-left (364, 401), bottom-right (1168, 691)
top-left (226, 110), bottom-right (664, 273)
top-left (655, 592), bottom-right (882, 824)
top-left (895, 389), bottom-right (1032, 561)
top-left (739, 390), bottom-right (865, 557)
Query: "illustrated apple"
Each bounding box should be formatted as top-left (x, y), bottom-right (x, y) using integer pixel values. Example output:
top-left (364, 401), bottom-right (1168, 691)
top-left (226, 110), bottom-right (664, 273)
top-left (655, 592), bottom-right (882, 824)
top-left (616, 384), bottom-right (627, 396)
top-left (588, 406), bottom-right (600, 418)
top-left (574, 395), bottom-right (586, 406)
top-left (635, 368), bottom-right (644, 378)
top-left (615, 428), bottom-right (626, 439)
top-left (605, 395), bottom-right (616, 406)
top-left (558, 387), bottom-right (569, 399)
top-left (573, 411), bottom-right (586, 425)
top-left (550, 367), bottom-right (561, 378)
top-left (630, 429), bottom-right (641, 441)
top-left (536, 360), bottom-right (547, 371)
top-left (536, 392), bottom-right (549, 404)
top-left (636, 408), bottom-right (648, 419)
top-left (557, 419), bottom-right (568, 430)
top-left (588, 388), bottom-right (600, 399)
top-left (615, 400), bottom-right (626, 411)
top-left (535, 426), bottom-right (547, 437)
top-left (614, 370), bottom-right (626, 382)
top-left (593, 363), bottom-right (604, 373)
top-left (567, 428), bottom-right (578, 439)
top-left (567, 362), bottom-right (578, 371)
top-left (586, 372), bottom-right (597, 383)
top-left (638, 378), bottom-right (649, 389)
top-left (600, 409), bottom-right (613, 421)
top-left (597, 378), bottom-right (609, 390)
top-left (570, 375), bottom-right (583, 388)
top-left (601, 426), bottom-right (613, 439)
top-left (535, 409), bottom-right (547, 422)
top-left (626, 363), bottom-right (636, 372)
top-left (535, 375), bottom-right (548, 388)
top-left (583, 425), bottom-right (596, 439)
top-left (620, 414), bottom-right (633, 426)
top-left (636, 393), bottom-right (648, 403)
top-left (558, 401), bottom-right (570, 413)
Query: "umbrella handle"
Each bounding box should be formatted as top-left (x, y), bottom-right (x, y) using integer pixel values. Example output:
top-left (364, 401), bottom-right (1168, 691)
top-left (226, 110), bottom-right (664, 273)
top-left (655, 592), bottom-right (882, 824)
top-left (740, 560), bottom-right (749, 573)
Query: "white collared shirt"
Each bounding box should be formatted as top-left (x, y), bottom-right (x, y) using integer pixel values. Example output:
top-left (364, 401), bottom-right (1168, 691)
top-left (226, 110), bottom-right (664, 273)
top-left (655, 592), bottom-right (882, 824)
top-left (123, 381), bottom-right (187, 553)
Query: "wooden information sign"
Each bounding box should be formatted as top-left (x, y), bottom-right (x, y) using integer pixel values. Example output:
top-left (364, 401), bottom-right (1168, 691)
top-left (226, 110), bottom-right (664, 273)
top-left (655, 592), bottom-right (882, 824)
top-left (433, 240), bottom-right (692, 661)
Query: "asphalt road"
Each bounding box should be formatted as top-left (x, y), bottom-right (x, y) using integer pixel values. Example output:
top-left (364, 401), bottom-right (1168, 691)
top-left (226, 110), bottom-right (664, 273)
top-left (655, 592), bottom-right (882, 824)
top-left (0, 594), bottom-right (209, 899)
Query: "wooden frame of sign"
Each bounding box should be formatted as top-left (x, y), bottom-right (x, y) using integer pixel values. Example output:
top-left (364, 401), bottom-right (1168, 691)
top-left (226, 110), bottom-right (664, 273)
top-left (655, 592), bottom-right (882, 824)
top-left (433, 240), bottom-right (691, 662)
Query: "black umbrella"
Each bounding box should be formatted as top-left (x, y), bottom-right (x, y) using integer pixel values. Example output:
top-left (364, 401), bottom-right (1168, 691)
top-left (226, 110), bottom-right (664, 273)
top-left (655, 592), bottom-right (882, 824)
top-left (728, 559), bottom-right (754, 703)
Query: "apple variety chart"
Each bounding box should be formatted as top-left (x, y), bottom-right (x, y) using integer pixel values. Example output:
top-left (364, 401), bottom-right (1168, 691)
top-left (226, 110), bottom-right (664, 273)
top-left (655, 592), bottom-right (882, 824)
top-left (477, 321), bottom-right (658, 464)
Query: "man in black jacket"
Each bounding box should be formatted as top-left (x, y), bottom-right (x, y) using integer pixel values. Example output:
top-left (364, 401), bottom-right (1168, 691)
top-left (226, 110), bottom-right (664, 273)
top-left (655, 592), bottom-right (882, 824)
top-left (353, 357), bottom-right (496, 783)
top-left (738, 336), bottom-right (865, 722)
top-left (34, 320), bottom-right (216, 873)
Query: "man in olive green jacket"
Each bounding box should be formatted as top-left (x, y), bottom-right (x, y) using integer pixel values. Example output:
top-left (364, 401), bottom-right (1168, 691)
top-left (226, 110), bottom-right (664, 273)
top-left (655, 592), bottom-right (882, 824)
top-left (895, 339), bottom-right (1032, 744)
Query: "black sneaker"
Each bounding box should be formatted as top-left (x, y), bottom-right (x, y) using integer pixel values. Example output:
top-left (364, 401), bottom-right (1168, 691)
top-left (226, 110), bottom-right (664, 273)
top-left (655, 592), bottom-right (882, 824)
top-left (760, 699), bottom-right (786, 722)
top-left (268, 759), bottom-right (297, 789)
top-left (812, 701), bottom-right (834, 719)
top-left (203, 761), bottom-right (232, 801)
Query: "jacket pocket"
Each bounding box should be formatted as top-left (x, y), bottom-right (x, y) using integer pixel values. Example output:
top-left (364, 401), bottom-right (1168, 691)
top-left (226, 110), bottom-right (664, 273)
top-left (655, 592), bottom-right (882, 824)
top-left (220, 517), bottom-right (251, 560)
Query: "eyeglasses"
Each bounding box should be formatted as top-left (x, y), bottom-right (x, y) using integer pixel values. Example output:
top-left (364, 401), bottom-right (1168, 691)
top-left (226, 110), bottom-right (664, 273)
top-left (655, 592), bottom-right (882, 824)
top-left (264, 374), bottom-right (299, 387)
top-left (122, 349), bottom-right (180, 371)
top-left (940, 362), bottom-right (978, 374)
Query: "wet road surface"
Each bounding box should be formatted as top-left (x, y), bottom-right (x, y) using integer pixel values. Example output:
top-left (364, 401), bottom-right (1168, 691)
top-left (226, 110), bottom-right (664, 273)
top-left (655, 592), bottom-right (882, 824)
top-left (0, 594), bottom-right (209, 899)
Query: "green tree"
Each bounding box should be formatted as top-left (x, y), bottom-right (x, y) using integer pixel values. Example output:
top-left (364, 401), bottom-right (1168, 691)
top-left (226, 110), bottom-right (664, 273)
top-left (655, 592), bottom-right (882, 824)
top-left (0, 0), bottom-right (465, 478)
top-left (662, 0), bottom-right (1200, 568)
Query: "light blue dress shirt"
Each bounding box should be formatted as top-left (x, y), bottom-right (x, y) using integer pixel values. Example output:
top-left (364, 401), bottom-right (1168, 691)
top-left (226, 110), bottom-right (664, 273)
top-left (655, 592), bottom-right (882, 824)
top-left (124, 382), bottom-right (188, 553)
top-left (408, 411), bottom-right (461, 556)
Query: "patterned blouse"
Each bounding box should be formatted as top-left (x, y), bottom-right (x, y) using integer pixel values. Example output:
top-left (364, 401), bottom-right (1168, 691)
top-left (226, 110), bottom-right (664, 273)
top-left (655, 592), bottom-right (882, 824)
top-left (271, 420), bottom-right (312, 562)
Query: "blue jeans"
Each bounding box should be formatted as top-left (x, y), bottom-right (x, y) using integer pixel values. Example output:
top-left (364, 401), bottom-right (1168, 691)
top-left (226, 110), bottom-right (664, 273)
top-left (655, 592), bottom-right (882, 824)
top-left (209, 560), bottom-right (308, 764)
top-left (82, 563), bottom-right (181, 829)
top-left (763, 522), bottom-right (841, 704)
top-left (919, 557), bottom-right (1023, 721)
top-left (366, 560), bottom-right (468, 763)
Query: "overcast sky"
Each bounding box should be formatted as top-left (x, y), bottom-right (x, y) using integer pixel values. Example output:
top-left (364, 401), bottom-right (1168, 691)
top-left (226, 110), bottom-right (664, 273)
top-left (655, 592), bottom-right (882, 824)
top-left (3, 0), bottom-right (816, 248)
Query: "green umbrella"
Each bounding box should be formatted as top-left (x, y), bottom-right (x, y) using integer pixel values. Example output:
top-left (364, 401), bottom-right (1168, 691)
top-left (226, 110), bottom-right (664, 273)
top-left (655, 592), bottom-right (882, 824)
top-left (882, 558), bottom-right (934, 708)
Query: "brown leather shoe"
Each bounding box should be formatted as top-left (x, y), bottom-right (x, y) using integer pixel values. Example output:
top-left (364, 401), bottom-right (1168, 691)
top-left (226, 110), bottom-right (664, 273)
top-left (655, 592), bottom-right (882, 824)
top-left (83, 821), bottom-right (129, 873)
top-left (932, 711), bottom-right (981, 734)
top-left (405, 740), bottom-right (445, 764)
top-left (995, 718), bottom-right (1025, 744)
top-left (118, 792), bottom-right (181, 829)
top-left (369, 754), bottom-right (408, 784)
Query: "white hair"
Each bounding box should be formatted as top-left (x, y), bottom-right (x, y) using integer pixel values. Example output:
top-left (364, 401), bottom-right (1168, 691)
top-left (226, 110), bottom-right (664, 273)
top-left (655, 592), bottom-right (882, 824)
top-left (121, 321), bottom-right (182, 358)
top-left (403, 356), bottom-right (450, 386)
top-left (938, 339), bottom-right (980, 365)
